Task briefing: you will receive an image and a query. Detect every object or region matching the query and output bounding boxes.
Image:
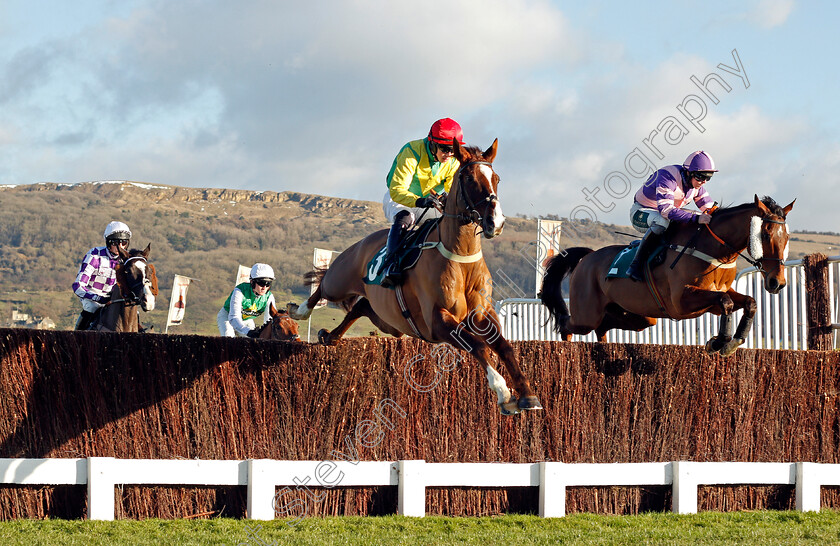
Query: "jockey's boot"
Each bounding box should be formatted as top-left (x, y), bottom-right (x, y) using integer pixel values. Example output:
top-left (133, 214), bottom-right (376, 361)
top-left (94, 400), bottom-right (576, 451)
top-left (75, 310), bottom-right (96, 331)
top-left (380, 211), bottom-right (413, 288)
top-left (627, 230), bottom-right (662, 282)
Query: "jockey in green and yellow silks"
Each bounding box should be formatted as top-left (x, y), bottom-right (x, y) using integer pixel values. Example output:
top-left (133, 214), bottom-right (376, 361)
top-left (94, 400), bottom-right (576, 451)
top-left (380, 118), bottom-right (464, 287)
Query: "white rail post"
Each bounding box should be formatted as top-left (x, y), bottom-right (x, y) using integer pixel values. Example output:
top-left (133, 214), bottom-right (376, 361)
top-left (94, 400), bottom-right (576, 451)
top-left (672, 461), bottom-right (698, 514)
top-left (247, 459), bottom-right (276, 520)
top-left (397, 460), bottom-right (426, 517)
top-left (539, 462), bottom-right (566, 517)
top-left (87, 457), bottom-right (116, 521)
top-left (796, 462), bottom-right (821, 512)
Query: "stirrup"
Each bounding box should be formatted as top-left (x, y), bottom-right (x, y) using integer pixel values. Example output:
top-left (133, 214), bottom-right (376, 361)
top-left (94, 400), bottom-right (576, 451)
top-left (627, 263), bottom-right (644, 282)
top-left (380, 270), bottom-right (403, 288)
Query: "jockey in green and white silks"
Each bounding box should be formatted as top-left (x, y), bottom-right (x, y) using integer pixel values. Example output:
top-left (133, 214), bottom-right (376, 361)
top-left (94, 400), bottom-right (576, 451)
top-left (217, 263), bottom-right (276, 337)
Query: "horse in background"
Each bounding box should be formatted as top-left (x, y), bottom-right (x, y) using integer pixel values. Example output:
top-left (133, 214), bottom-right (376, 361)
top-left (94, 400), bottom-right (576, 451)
top-left (92, 244), bottom-right (158, 332)
top-left (253, 303), bottom-right (301, 341)
top-left (288, 139), bottom-right (542, 415)
top-left (540, 195), bottom-right (794, 356)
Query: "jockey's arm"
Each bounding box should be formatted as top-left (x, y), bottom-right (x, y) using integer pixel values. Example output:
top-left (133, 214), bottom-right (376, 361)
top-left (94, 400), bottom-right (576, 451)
top-left (694, 186), bottom-right (715, 213)
top-left (227, 288), bottom-right (254, 336)
top-left (72, 252), bottom-right (109, 304)
top-left (262, 293), bottom-right (277, 325)
top-left (388, 155), bottom-right (423, 207)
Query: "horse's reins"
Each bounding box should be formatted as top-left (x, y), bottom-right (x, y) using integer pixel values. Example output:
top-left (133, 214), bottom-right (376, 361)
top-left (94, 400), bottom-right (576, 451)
top-left (442, 160), bottom-right (498, 227)
top-left (120, 256), bottom-right (152, 306)
top-left (423, 159), bottom-right (496, 263)
top-left (703, 215), bottom-right (787, 275)
top-left (395, 160), bottom-right (498, 341)
top-left (645, 211), bottom-right (786, 318)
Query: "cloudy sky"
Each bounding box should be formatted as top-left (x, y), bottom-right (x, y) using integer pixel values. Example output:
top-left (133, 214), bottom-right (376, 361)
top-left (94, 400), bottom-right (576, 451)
top-left (1, 0), bottom-right (836, 231)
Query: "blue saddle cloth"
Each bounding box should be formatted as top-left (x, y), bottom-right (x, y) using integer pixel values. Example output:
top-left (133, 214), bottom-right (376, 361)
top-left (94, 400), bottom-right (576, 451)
top-left (606, 239), bottom-right (668, 279)
top-left (364, 219), bottom-right (441, 288)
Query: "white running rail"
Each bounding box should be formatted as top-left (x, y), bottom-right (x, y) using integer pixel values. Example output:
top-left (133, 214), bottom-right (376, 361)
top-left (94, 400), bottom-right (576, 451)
top-left (1, 457), bottom-right (839, 520)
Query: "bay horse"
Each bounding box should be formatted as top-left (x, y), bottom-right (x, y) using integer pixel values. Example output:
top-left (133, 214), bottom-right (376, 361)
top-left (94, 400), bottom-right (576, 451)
top-left (253, 304), bottom-right (301, 341)
top-left (92, 244), bottom-right (158, 332)
top-left (287, 139), bottom-right (542, 415)
top-left (540, 195), bottom-right (794, 356)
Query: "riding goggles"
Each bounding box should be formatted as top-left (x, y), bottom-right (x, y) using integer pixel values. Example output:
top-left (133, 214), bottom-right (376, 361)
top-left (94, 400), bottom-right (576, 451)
top-left (692, 172), bottom-right (713, 182)
top-left (253, 279), bottom-right (272, 288)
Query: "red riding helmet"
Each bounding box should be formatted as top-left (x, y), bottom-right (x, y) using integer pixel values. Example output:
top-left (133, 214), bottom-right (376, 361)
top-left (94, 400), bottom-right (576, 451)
top-left (428, 118), bottom-right (464, 145)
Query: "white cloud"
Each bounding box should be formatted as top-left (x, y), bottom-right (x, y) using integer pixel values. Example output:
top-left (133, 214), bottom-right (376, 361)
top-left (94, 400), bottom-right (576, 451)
top-left (748, 0), bottom-right (795, 29)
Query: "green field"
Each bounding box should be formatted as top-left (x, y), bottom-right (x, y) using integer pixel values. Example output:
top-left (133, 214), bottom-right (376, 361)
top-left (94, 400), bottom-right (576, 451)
top-left (1, 512), bottom-right (839, 545)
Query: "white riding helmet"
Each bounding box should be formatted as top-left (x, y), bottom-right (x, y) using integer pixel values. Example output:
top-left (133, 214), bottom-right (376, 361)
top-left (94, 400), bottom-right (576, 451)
top-left (250, 263), bottom-right (275, 281)
top-left (104, 221), bottom-right (132, 241)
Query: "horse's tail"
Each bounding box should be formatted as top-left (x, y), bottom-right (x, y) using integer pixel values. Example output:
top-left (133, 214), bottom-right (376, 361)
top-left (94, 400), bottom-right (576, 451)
top-left (539, 247), bottom-right (593, 333)
top-left (303, 267), bottom-right (328, 288)
top-left (302, 267), bottom-right (357, 312)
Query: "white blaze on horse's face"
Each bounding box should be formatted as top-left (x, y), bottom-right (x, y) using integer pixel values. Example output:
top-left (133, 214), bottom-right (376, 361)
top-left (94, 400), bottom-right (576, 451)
top-left (477, 164), bottom-right (505, 238)
top-left (134, 261), bottom-right (156, 311)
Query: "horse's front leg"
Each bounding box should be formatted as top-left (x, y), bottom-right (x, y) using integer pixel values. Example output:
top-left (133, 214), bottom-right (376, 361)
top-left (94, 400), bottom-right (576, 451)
top-left (716, 289), bottom-right (757, 357)
top-left (705, 312), bottom-right (734, 355)
top-left (431, 307), bottom-right (541, 416)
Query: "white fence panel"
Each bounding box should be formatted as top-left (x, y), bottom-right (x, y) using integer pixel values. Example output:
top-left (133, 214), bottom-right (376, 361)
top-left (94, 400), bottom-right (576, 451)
top-left (2, 458), bottom-right (840, 519)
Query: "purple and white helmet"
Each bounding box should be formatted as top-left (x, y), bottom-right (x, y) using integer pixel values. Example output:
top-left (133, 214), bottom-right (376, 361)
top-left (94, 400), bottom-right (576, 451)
top-left (683, 151), bottom-right (718, 173)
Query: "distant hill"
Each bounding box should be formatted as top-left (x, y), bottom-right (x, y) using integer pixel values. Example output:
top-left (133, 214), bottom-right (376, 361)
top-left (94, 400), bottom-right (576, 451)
top-left (1, 181), bottom-right (837, 335)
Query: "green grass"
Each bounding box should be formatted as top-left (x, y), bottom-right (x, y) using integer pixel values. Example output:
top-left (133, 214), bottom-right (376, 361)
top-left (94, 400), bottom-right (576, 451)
top-left (1, 512), bottom-right (839, 545)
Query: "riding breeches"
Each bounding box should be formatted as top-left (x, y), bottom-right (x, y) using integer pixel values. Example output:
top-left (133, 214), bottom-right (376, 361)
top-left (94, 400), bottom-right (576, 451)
top-left (382, 190), bottom-right (443, 224)
top-left (79, 297), bottom-right (104, 313)
top-left (630, 202), bottom-right (669, 235)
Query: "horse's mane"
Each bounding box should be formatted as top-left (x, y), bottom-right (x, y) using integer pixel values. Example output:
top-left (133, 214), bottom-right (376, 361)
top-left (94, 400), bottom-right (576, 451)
top-left (460, 145), bottom-right (485, 157)
top-left (716, 196), bottom-right (785, 217)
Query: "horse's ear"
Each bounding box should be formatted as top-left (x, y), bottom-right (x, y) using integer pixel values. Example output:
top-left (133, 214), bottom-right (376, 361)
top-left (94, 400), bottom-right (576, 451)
top-left (483, 138), bottom-right (498, 163)
top-left (118, 246), bottom-right (129, 260)
top-left (142, 243), bottom-right (151, 258)
top-left (453, 138), bottom-right (466, 162)
top-left (269, 302), bottom-right (278, 316)
top-left (782, 199), bottom-right (796, 217)
top-left (754, 194), bottom-right (770, 216)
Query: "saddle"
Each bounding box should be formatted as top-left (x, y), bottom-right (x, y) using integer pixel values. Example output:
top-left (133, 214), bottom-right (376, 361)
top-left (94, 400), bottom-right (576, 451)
top-left (606, 238), bottom-right (667, 280)
top-left (364, 218), bottom-right (441, 288)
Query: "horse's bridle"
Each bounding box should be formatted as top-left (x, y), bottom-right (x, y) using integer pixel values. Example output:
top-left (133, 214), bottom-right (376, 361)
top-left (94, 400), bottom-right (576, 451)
top-left (705, 214), bottom-right (787, 274)
top-left (445, 160), bottom-right (498, 226)
top-left (121, 256), bottom-right (151, 306)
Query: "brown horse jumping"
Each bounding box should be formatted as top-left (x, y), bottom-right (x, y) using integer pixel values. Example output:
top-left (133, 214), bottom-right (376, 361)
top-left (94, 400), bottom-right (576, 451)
top-left (288, 139), bottom-right (542, 415)
top-left (92, 244), bottom-right (159, 332)
top-left (253, 304), bottom-right (301, 341)
top-left (540, 195), bottom-right (794, 356)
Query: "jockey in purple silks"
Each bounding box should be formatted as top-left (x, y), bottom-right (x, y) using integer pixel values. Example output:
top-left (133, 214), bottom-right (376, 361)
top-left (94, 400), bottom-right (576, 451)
top-left (72, 221), bottom-right (131, 330)
top-left (626, 151), bottom-right (718, 282)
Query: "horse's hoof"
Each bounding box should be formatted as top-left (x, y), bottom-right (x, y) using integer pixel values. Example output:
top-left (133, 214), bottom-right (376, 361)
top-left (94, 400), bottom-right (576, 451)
top-left (704, 337), bottom-right (721, 355)
top-left (719, 338), bottom-right (744, 357)
top-left (317, 329), bottom-right (332, 345)
top-left (499, 399), bottom-right (521, 416)
top-left (518, 395), bottom-right (543, 411)
top-left (286, 302), bottom-right (300, 318)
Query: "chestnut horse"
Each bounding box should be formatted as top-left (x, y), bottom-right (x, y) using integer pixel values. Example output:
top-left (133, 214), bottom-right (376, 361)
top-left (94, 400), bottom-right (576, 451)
top-left (92, 244), bottom-right (159, 332)
top-left (253, 304), bottom-right (301, 341)
top-left (287, 139), bottom-right (542, 415)
top-left (540, 195), bottom-right (794, 356)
